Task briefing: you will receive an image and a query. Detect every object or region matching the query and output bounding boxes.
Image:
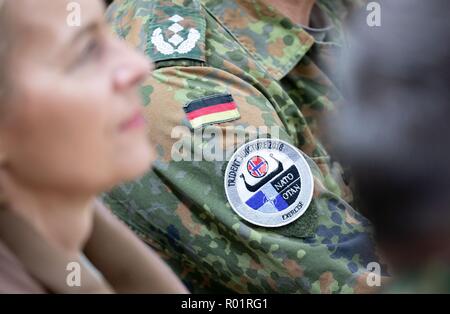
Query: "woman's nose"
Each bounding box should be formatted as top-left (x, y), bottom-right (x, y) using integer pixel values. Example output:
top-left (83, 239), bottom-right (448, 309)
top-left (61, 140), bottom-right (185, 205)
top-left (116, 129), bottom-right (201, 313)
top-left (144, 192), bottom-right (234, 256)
top-left (113, 41), bottom-right (153, 92)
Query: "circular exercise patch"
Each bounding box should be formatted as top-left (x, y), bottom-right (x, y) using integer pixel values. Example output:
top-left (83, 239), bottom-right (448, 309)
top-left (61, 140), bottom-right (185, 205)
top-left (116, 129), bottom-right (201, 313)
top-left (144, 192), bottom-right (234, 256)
top-left (224, 138), bottom-right (314, 227)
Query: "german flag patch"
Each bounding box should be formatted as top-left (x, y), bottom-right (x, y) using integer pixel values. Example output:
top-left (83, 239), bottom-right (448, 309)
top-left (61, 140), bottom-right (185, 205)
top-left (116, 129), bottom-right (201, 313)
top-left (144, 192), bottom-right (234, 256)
top-left (183, 93), bottom-right (241, 129)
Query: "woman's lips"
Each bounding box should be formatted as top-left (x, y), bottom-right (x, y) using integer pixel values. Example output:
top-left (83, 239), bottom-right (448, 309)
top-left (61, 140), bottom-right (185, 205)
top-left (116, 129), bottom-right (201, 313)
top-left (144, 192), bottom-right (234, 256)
top-left (120, 111), bottom-right (146, 132)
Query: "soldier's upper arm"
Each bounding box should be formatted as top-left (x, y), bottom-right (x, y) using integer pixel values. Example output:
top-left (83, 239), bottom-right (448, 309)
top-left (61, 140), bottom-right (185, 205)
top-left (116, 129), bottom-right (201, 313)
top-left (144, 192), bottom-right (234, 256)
top-left (105, 0), bottom-right (385, 293)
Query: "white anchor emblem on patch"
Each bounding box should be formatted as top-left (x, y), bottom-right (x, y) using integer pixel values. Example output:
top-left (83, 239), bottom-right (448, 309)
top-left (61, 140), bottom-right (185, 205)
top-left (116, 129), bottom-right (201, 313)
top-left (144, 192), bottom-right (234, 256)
top-left (151, 14), bottom-right (201, 55)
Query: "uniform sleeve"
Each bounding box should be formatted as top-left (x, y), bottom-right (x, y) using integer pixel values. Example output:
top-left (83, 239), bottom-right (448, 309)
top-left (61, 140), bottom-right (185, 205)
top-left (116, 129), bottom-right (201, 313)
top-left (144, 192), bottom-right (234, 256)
top-left (104, 0), bottom-right (387, 293)
top-left (105, 64), bottom-right (387, 293)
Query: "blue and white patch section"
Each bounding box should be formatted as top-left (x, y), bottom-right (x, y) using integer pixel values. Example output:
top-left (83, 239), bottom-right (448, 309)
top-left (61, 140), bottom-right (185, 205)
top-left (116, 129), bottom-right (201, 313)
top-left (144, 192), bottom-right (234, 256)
top-left (225, 139), bottom-right (314, 227)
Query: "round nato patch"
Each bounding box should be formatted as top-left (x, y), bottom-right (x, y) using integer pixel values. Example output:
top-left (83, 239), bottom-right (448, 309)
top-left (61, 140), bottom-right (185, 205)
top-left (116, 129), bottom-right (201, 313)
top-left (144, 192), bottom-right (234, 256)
top-left (224, 138), bottom-right (314, 228)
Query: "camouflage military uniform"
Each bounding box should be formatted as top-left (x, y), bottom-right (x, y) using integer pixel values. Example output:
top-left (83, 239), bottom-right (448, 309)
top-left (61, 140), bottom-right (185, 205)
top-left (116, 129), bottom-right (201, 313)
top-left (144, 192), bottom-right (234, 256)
top-left (104, 0), bottom-right (385, 293)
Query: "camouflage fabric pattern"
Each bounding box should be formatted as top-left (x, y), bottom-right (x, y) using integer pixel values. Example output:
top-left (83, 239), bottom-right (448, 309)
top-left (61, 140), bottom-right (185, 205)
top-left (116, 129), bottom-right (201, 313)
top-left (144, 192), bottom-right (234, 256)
top-left (104, 0), bottom-right (385, 293)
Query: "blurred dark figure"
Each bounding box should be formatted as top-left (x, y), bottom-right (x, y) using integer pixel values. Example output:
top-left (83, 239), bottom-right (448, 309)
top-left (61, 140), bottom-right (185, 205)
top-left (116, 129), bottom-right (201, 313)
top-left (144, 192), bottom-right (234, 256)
top-left (331, 0), bottom-right (450, 293)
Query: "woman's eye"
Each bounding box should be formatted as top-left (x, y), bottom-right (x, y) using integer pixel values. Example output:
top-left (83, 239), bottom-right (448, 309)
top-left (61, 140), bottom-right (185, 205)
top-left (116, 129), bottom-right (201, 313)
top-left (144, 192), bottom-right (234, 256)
top-left (67, 33), bottom-right (106, 72)
top-left (72, 37), bottom-right (103, 69)
top-left (82, 38), bottom-right (101, 59)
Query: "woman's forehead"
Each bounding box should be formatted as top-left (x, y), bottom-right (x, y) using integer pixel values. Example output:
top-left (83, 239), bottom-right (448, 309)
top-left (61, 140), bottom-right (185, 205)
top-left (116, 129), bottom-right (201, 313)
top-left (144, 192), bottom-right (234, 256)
top-left (7, 0), bottom-right (103, 33)
top-left (5, 0), bottom-right (104, 53)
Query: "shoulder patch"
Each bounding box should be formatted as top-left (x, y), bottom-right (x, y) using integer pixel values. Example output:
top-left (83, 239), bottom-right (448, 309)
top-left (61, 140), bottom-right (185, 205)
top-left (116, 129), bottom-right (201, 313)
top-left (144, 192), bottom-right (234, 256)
top-left (146, 1), bottom-right (206, 63)
top-left (224, 138), bottom-right (315, 228)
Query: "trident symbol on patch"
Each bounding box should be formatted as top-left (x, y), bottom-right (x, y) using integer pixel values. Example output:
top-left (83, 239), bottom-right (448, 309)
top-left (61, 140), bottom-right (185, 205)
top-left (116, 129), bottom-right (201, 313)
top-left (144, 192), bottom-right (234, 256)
top-left (151, 14), bottom-right (201, 55)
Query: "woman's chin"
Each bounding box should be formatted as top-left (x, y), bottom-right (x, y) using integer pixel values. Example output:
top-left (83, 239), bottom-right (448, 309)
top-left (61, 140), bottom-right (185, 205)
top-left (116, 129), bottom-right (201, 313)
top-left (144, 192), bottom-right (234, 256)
top-left (118, 145), bottom-right (155, 183)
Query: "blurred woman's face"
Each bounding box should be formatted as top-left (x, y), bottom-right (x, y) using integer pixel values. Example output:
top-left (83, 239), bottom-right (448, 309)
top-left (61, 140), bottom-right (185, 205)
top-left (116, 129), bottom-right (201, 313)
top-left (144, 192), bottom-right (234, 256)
top-left (0, 0), bottom-right (153, 194)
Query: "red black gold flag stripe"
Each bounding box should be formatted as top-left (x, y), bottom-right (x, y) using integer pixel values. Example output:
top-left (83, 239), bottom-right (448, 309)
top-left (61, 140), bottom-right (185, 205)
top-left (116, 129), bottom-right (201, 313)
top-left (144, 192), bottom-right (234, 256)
top-left (183, 94), bottom-right (240, 129)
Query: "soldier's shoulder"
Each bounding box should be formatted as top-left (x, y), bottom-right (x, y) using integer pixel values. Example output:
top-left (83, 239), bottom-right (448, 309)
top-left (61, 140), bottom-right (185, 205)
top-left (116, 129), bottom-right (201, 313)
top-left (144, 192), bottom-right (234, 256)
top-left (107, 0), bottom-right (206, 65)
top-left (106, 0), bottom-right (155, 25)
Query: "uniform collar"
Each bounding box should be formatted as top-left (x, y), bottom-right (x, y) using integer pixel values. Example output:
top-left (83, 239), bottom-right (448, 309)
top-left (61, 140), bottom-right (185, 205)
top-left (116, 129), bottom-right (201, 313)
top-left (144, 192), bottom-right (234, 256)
top-left (202, 0), bottom-right (315, 80)
top-left (0, 209), bottom-right (113, 294)
top-left (302, 4), bottom-right (335, 43)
